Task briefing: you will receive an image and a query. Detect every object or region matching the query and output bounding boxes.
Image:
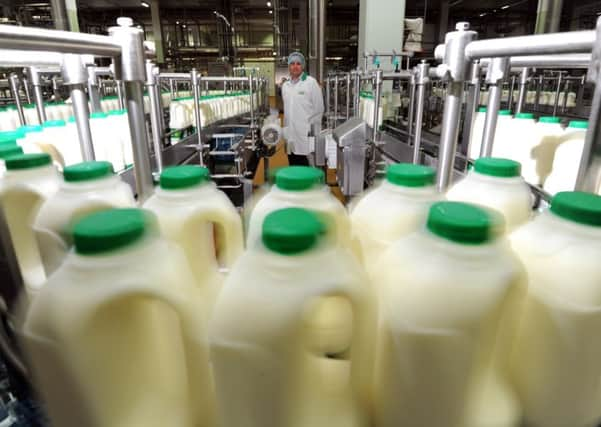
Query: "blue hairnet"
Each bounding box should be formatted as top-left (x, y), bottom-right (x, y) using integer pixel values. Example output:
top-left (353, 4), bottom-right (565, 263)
top-left (287, 52), bottom-right (306, 67)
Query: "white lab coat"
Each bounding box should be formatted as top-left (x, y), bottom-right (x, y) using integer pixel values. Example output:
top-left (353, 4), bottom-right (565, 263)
top-left (282, 73), bottom-right (324, 155)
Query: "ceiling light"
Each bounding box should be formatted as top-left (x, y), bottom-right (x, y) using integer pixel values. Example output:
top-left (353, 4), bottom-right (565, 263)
top-left (269, 10), bottom-right (273, 14)
top-left (176, 21), bottom-right (180, 24)
top-left (267, 1), bottom-right (272, 6)
top-left (479, 12), bottom-right (487, 16)
top-left (182, 24), bottom-right (187, 28)
top-left (141, 1), bottom-right (150, 7)
top-left (501, 4), bottom-right (509, 9)
top-left (272, 51), bottom-right (277, 56)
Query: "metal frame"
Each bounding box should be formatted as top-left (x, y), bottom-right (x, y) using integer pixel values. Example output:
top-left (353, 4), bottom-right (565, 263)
top-left (434, 20), bottom-right (598, 191)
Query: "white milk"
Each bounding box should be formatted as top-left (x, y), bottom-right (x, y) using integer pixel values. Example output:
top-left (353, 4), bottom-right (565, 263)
top-left (0, 153), bottom-right (60, 294)
top-left (107, 109), bottom-right (133, 168)
top-left (544, 120), bottom-right (589, 195)
top-left (143, 165), bottom-right (244, 321)
top-left (22, 208), bottom-right (216, 427)
top-left (531, 116), bottom-right (564, 186)
top-left (40, 120), bottom-right (68, 169)
top-left (17, 125), bottom-right (44, 154)
top-left (490, 110), bottom-right (513, 158)
top-left (62, 116), bottom-right (84, 167)
top-left (372, 201), bottom-right (523, 427)
top-left (34, 161), bottom-right (135, 277)
top-left (510, 191), bottom-right (601, 427)
top-left (90, 112), bottom-right (125, 172)
top-left (247, 166), bottom-right (352, 249)
top-left (468, 106), bottom-right (487, 160)
top-left (209, 207), bottom-right (375, 427)
top-left (494, 112), bottom-right (538, 185)
top-left (350, 163), bottom-right (439, 273)
top-left (447, 157), bottom-right (532, 230)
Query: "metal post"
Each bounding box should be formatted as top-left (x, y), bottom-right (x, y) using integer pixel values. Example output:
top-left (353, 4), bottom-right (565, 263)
top-left (27, 68), bottom-right (48, 124)
top-left (552, 72), bottom-right (562, 116)
top-left (435, 22), bottom-right (477, 190)
top-left (561, 80), bottom-right (569, 113)
top-left (353, 70), bottom-right (360, 116)
top-left (576, 16), bottom-right (601, 192)
top-left (534, 75), bottom-right (543, 111)
top-left (23, 78), bottom-right (32, 104)
top-left (62, 54), bottom-right (94, 160)
top-left (325, 76), bottom-right (331, 128)
top-left (516, 67), bottom-right (528, 114)
top-left (317, 0), bottom-right (326, 84)
top-left (109, 17), bottom-right (154, 202)
top-left (480, 57), bottom-right (509, 158)
top-left (191, 68), bottom-right (204, 166)
top-left (8, 74), bottom-right (25, 126)
top-left (116, 80), bottom-right (125, 110)
top-left (169, 79), bottom-right (175, 99)
top-left (346, 72), bottom-right (351, 120)
top-left (372, 69), bottom-right (383, 142)
top-left (407, 73), bottom-right (416, 142)
top-left (249, 75), bottom-right (256, 149)
top-left (87, 66), bottom-right (102, 113)
top-left (508, 75), bottom-right (516, 110)
top-left (413, 61), bottom-right (429, 164)
top-left (146, 60), bottom-right (163, 173)
top-left (333, 75), bottom-right (339, 127)
top-left (154, 66), bottom-right (166, 134)
top-left (461, 60), bottom-right (480, 151)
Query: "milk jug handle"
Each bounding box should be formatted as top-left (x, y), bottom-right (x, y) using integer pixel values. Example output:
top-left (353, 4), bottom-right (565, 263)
top-left (94, 286), bottom-right (214, 426)
top-left (188, 205), bottom-right (244, 269)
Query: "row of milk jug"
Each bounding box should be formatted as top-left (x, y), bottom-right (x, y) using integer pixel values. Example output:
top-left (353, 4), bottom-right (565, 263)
top-left (169, 92), bottom-right (259, 131)
top-left (478, 90), bottom-right (577, 108)
top-left (0, 110), bottom-right (133, 172)
top-left (3, 156), bottom-right (600, 427)
top-left (0, 102), bottom-right (73, 131)
top-left (468, 108), bottom-right (590, 194)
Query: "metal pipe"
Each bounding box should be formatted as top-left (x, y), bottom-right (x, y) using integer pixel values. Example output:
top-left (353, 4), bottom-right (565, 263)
top-left (32, 85), bottom-right (47, 123)
top-left (70, 84), bottom-right (94, 161)
top-left (8, 74), bottom-right (25, 126)
top-left (462, 61), bottom-right (481, 151)
top-left (169, 79), bottom-right (175, 99)
top-left (191, 69), bottom-right (204, 166)
top-left (158, 72), bottom-right (191, 80)
top-left (437, 81), bottom-right (463, 190)
top-left (0, 24), bottom-right (121, 57)
top-left (372, 69), bottom-right (383, 142)
top-left (325, 77), bottom-right (330, 129)
top-left (413, 62), bottom-right (429, 164)
top-left (465, 30), bottom-right (595, 60)
top-left (249, 76), bottom-right (256, 148)
top-left (480, 84), bottom-right (502, 157)
top-left (552, 72), bottom-right (562, 116)
top-left (407, 75), bottom-right (416, 143)
top-left (534, 75), bottom-right (543, 110)
top-left (346, 73), bottom-right (351, 120)
top-left (478, 54), bottom-right (592, 69)
top-left (0, 49), bottom-right (63, 68)
top-left (382, 70), bottom-right (413, 80)
top-left (516, 67), bottom-right (528, 114)
top-left (125, 81), bottom-right (154, 201)
top-left (333, 75), bottom-right (338, 127)
top-left (23, 78), bottom-right (32, 104)
top-left (318, 0), bottom-right (326, 83)
top-left (116, 80), bottom-right (125, 110)
top-left (146, 61), bottom-right (163, 173)
top-left (87, 73), bottom-right (102, 113)
top-left (508, 75), bottom-right (516, 110)
top-left (561, 80), bottom-right (569, 113)
top-left (353, 70), bottom-right (360, 116)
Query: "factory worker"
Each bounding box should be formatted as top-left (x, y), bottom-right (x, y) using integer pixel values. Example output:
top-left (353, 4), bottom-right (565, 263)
top-left (281, 51), bottom-right (324, 166)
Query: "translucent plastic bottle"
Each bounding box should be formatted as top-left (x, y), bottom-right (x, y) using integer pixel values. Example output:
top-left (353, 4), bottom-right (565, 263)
top-left (446, 157), bottom-right (532, 230)
top-left (468, 106), bottom-right (487, 160)
top-left (493, 112), bottom-right (538, 184)
top-left (33, 161), bottom-right (135, 277)
top-left (0, 153), bottom-right (60, 294)
top-left (246, 166), bottom-right (352, 249)
top-left (62, 116), bottom-right (84, 167)
top-left (107, 109), bottom-right (133, 168)
top-left (22, 208), bottom-right (216, 427)
top-left (40, 120), bottom-right (68, 168)
top-left (143, 166), bottom-right (244, 319)
top-left (490, 109), bottom-right (514, 158)
top-left (350, 163), bottom-right (439, 273)
top-left (17, 125), bottom-right (44, 154)
top-left (209, 208), bottom-right (375, 427)
top-left (531, 116), bottom-right (564, 186)
top-left (372, 201), bottom-right (523, 427)
top-left (510, 192), bottom-right (601, 427)
top-left (90, 112), bottom-right (125, 172)
top-left (544, 120), bottom-right (589, 195)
